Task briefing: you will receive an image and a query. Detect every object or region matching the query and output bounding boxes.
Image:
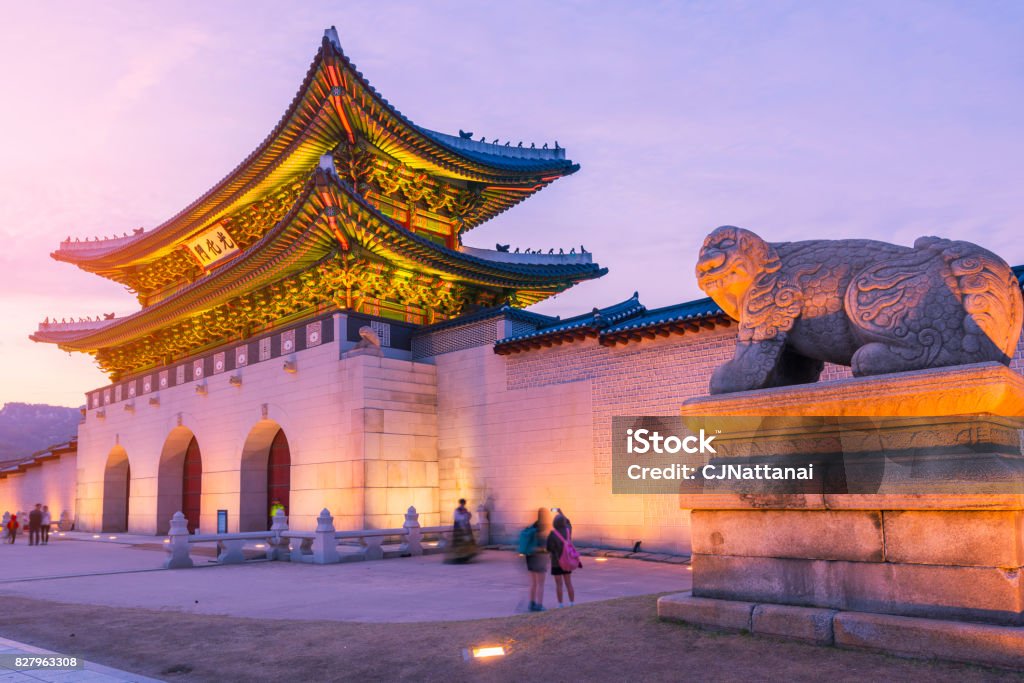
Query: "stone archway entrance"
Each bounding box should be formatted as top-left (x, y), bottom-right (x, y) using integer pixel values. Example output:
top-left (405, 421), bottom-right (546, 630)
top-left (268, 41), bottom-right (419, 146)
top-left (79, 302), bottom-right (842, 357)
top-left (267, 430), bottom-right (291, 529)
top-left (182, 436), bottom-right (202, 535)
top-left (239, 420), bottom-right (291, 531)
top-left (101, 445), bottom-right (130, 532)
top-left (157, 426), bottom-right (202, 534)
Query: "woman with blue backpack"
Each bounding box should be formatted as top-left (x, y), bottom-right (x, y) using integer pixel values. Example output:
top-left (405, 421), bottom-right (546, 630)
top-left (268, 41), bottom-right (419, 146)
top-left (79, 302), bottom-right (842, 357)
top-left (547, 510), bottom-right (581, 607)
top-left (519, 507), bottom-right (551, 612)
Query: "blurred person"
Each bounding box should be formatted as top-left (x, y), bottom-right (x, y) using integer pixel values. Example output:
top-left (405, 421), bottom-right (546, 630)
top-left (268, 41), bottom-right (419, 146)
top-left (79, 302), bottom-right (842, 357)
top-left (547, 510), bottom-right (581, 607)
top-left (269, 499), bottom-right (285, 529)
top-left (444, 498), bottom-right (478, 564)
top-left (28, 504), bottom-right (42, 546)
top-left (41, 506), bottom-right (52, 545)
top-left (6, 513), bottom-right (19, 543)
top-left (519, 507), bottom-right (552, 611)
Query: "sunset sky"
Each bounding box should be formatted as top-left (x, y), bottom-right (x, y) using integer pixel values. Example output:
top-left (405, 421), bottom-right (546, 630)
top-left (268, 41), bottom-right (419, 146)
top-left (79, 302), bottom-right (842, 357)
top-left (1, 1), bottom-right (1022, 407)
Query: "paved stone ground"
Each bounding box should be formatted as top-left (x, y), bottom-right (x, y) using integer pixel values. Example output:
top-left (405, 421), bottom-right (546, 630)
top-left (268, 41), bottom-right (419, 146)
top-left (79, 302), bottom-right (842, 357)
top-left (0, 636), bottom-right (161, 682)
top-left (0, 536), bottom-right (691, 622)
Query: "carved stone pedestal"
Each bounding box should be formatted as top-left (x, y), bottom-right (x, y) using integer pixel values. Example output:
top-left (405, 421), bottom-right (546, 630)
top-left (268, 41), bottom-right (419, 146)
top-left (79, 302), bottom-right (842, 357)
top-left (658, 363), bottom-right (1024, 669)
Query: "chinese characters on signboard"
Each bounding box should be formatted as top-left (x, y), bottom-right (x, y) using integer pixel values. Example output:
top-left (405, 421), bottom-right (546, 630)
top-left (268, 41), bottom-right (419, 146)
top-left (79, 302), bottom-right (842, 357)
top-left (185, 224), bottom-right (239, 268)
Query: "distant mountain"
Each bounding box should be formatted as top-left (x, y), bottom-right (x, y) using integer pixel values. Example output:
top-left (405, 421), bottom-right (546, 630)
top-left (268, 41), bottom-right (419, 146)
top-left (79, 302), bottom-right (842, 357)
top-left (0, 403), bottom-right (80, 462)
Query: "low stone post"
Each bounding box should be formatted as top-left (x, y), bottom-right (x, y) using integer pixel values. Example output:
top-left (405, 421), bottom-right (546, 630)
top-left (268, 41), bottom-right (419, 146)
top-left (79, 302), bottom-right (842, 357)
top-left (268, 509), bottom-right (289, 560)
top-left (312, 508), bottom-right (340, 564)
top-left (163, 511), bottom-right (194, 569)
top-left (476, 504), bottom-right (490, 546)
top-left (217, 539), bottom-right (246, 564)
top-left (59, 510), bottom-right (71, 531)
top-left (399, 506), bottom-right (422, 556)
top-left (360, 535), bottom-right (385, 561)
top-left (2, 512), bottom-right (9, 540)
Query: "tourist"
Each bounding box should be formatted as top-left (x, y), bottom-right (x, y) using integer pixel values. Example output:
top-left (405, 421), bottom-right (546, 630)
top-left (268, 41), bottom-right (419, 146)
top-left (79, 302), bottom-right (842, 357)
top-left (41, 505), bottom-right (51, 545)
top-left (28, 504), bottom-right (43, 546)
top-left (269, 499), bottom-right (285, 529)
top-left (519, 507), bottom-right (551, 612)
top-left (444, 498), bottom-right (478, 564)
top-left (6, 513), bottom-right (18, 543)
top-left (547, 510), bottom-right (579, 607)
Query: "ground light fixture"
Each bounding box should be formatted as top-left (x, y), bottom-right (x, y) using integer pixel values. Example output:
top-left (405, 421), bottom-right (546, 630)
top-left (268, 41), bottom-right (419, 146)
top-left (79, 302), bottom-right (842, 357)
top-left (463, 645), bottom-right (506, 661)
top-left (594, 557), bottom-right (608, 563)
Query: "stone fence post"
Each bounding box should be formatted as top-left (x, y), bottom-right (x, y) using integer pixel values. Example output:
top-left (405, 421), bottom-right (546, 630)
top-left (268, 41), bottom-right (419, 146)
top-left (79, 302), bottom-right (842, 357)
top-left (400, 506), bottom-right (422, 556)
top-left (312, 508), bottom-right (340, 564)
top-left (2, 512), bottom-right (9, 540)
top-left (163, 511), bottom-right (194, 569)
top-left (268, 509), bottom-right (289, 560)
top-left (59, 510), bottom-right (72, 531)
top-left (476, 504), bottom-right (490, 546)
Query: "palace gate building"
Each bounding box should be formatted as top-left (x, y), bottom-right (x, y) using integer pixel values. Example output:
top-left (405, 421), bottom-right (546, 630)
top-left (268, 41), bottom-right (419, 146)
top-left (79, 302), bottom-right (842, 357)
top-left (8, 29), bottom-right (1024, 554)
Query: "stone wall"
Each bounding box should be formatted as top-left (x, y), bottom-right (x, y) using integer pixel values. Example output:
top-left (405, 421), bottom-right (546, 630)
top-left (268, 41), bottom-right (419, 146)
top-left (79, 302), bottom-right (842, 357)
top-left (429, 316), bottom-right (1024, 556)
top-left (0, 453), bottom-right (77, 524)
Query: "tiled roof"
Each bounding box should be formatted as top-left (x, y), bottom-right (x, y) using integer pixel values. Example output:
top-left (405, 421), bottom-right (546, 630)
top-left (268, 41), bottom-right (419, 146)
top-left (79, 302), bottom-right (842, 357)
top-left (0, 438), bottom-right (77, 479)
top-left (34, 168), bottom-right (606, 350)
top-left (493, 293), bottom-right (645, 352)
top-left (52, 27), bottom-right (579, 276)
top-left (496, 264), bottom-right (1024, 355)
top-left (600, 297), bottom-right (723, 335)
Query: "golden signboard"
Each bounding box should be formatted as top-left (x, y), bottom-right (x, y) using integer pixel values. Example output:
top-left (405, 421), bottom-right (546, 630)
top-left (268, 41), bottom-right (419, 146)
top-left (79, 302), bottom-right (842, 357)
top-left (185, 224), bottom-right (240, 268)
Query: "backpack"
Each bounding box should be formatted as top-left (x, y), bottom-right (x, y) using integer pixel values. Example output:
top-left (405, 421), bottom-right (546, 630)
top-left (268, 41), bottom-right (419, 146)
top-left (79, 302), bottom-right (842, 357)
top-left (517, 525), bottom-right (537, 555)
top-left (551, 527), bottom-right (582, 572)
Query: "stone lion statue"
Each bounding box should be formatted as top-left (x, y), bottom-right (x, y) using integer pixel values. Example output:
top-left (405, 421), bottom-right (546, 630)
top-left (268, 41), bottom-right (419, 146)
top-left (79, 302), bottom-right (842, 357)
top-left (355, 325), bottom-right (382, 350)
top-left (695, 226), bottom-right (1023, 394)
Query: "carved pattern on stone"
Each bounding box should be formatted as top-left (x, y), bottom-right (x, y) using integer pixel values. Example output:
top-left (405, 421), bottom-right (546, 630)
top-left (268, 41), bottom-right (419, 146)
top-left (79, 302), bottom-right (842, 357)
top-left (306, 320), bottom-right (322, 347)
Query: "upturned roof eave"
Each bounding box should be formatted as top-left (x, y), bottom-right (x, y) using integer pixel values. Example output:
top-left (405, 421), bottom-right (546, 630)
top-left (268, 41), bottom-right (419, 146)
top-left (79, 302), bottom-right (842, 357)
top-left (32, 171), bottom-right (605, 351)
top-left (51, 29), bottom-right (578, 273)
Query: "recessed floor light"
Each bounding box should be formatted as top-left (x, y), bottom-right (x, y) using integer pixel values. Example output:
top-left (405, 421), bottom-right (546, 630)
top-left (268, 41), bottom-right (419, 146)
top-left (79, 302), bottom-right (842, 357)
top-left (464, 645), bottom-right (506, 660)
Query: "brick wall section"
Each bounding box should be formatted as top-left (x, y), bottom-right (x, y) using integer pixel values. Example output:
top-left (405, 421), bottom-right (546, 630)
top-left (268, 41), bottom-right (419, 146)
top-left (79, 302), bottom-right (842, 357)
top-left (437, 319), bottom-right (1024, 554)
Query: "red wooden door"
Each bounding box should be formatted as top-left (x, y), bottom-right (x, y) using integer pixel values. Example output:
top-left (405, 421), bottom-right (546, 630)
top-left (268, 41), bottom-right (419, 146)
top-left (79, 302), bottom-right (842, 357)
top-left (267, 430), bottom-right (291, 529)
top-left (182, 436), bottom-right (202, 534)
top-left (124, 463), bottom-right (131, 532)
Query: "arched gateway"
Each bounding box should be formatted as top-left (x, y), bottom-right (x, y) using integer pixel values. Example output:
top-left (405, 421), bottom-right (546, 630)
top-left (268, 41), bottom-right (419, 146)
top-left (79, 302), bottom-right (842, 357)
top-left (157, 427), bottom-right (203, 534)
top-left (239, 420), bottom-right (291, 531)
top-left (101, 445), bottom-right (130, 532)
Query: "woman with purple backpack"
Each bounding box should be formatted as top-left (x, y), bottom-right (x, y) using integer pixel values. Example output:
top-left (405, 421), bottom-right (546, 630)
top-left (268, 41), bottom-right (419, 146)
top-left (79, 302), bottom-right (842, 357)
top-left (546, 510), bottom-right (581, 607)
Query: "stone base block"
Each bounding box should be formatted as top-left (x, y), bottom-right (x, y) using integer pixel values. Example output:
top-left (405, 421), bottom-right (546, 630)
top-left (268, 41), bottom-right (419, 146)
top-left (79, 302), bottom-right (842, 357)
top-left (834, 611), bottom-right (1024, 670)
top-left (751, 603), bottom-right (836, 644)
top-left (659, 592), bottom-right (1024, 670)
top-left (657, 592), bottom-right (752, 632)
top-left (691, 509), bottom-right (883, 562)
top-left (694, 554), bottom-right (1024, 625)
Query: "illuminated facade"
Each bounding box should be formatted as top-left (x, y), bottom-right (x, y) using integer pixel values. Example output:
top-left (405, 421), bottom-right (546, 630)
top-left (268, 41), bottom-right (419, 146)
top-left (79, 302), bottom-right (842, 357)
top-left (7, 29), bottom-right (1024, 554)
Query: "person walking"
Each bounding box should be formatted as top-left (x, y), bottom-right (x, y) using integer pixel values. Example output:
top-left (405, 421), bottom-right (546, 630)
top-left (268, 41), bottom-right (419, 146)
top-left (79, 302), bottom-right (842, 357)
top-left (6, 513), bottom-right (19, 544)
top-left (444, 498), bottom-right (478, 564)
top-left (519, 507), bottom-right (552, 612)
top-left (28, 504), bottom-right (42, 546)
top-left (41, 506), bottom-right (52, 545)
top-left (547, 511), bottom-right (580, 607)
